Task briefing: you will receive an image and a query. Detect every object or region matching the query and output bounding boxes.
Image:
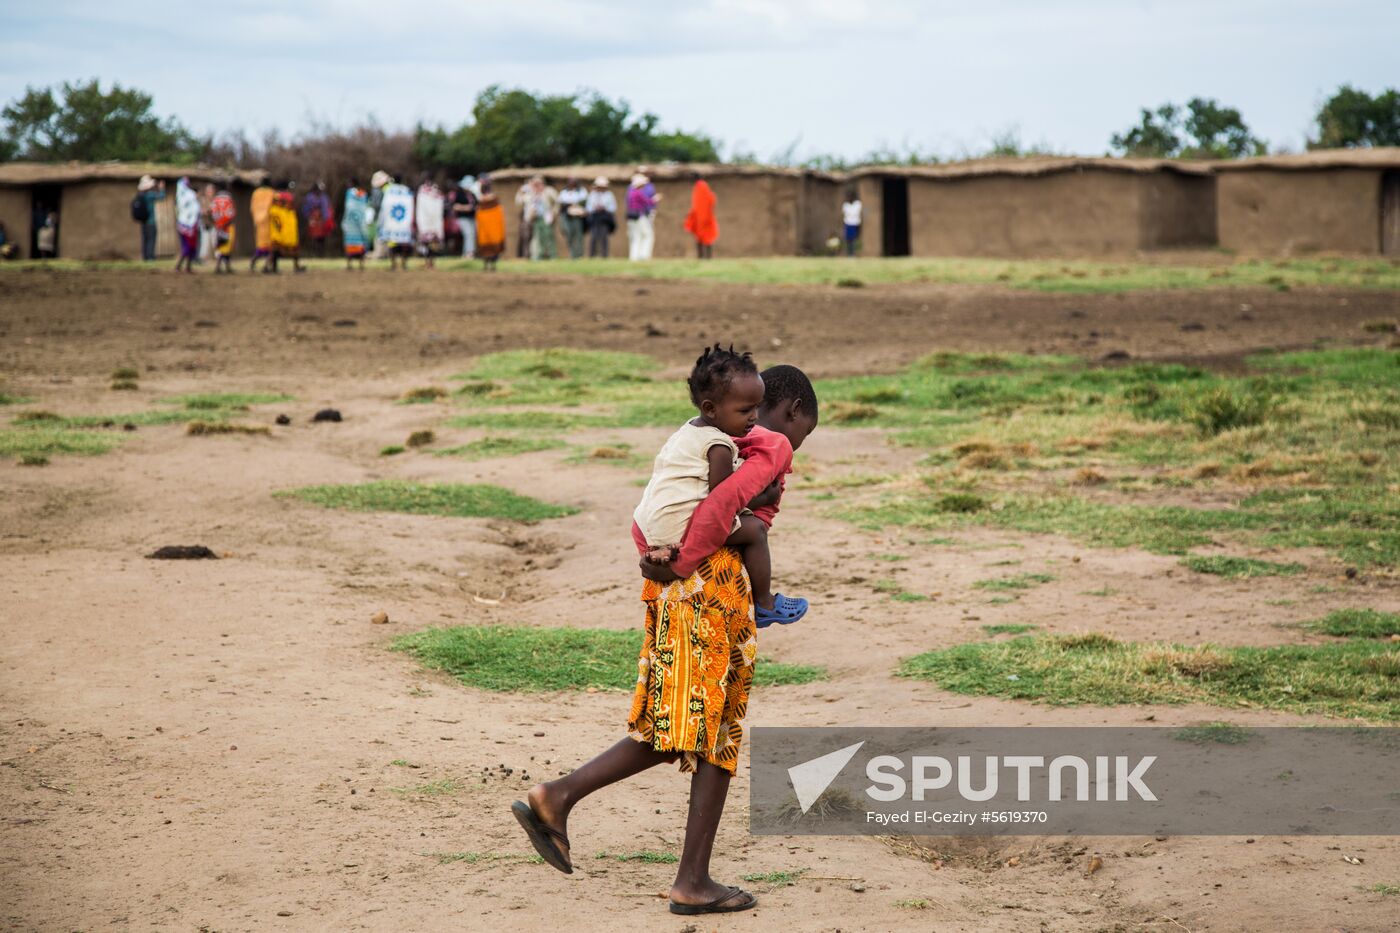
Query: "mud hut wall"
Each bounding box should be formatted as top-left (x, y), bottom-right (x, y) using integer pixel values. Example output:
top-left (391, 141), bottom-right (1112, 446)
top-left (57, 181), bottom-right (146, 260)
top-left (495, 173), bottom-right (801, 259)
top-left (906, 171), bottom-right (1142, 257)
top-left (0, 187), bottom-right (33, 258)
top-left (799, 175), bottom-right (844, 254)
top-left (1137, 173), bottom-right (1217, 249)
top-left (1217, 168), bottom-right (1382, 255)
top-left (855, 176), bottom-right (883, 257)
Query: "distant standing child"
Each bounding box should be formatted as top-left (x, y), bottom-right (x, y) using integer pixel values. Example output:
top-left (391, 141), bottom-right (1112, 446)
top-left (512, 359), bottom-right (820, 917)
top-left (841, 191), bottom-right (862, 257)
top-left (342, 180), bottom-right (370, 271)
top-left (210, 182), bottom-right (237, 274)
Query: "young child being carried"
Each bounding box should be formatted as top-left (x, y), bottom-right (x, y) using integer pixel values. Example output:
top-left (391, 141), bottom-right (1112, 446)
top-left (632, 344), bottom-right (809, 627)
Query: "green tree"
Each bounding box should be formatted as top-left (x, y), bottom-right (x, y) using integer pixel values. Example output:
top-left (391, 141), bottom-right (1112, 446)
top-left (1311, 85), bottom-right (1400, 148)
top-left (1110, 98), bottom-right (1264, 159)
top-left (1180, 97), bottom-right (1266, 158)
top-left (1109, 104), bottom-right (1182, 158)
top-left (1, 79), bottom-right (201, 163)
top-left (413, 85), bottom-right (719, 174)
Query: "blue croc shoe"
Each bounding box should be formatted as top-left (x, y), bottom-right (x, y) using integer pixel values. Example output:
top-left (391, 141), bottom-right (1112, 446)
top-left (755, 593), bottom-right (808, 628)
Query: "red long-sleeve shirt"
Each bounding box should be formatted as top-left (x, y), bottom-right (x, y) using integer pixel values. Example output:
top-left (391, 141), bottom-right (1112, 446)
top-left (631, 425), bottom-right (794, 578)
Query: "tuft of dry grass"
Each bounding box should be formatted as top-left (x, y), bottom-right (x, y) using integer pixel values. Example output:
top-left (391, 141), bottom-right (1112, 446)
top-left (1072, 466), bottom-right (1108, 485)
top-left (1140, 645), bottom-right (1235, 678)
top-left (401, 386), bottom-right (449, 403)
top-left (110, 379), bottom-right (139, 391)
top-left (406, 430), bottom-right (436, 448)
top-left (186, 421), bottom-right (271, 436)
top-left (826, 401), bottom-right (880, 423)
top-left (959, 450), bottom-right (1009, 470)
top-left (589, 446), bottom-right (631, 460)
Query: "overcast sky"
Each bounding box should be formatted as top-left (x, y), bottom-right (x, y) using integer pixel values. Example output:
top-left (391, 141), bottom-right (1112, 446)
top-left (2, 0), bottom-right (1396, 161)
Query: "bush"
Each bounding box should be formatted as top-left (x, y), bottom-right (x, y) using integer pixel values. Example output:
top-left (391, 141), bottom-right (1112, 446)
top-left (1186, 387), bottom-right (1271, 434)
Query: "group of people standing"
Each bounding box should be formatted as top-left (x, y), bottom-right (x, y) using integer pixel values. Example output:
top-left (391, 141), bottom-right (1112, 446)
top-left (515, 170), bottom-right (719, 262)
top-left (131, 167), bottom-right (730, 270)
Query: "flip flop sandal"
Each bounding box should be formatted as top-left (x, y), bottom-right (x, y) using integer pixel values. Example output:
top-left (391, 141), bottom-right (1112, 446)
top-left (510, 800), bottom-right (572, 874)
top-left (669, 885), bottom-right (757, 915)
top-left (755, 593), bottom-right (809, 628)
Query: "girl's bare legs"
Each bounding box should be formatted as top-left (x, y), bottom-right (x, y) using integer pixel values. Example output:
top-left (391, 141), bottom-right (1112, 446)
top-left (526, 738), bottom-right (676, 863)
top-left (526, 740), bottom-right (739, 905)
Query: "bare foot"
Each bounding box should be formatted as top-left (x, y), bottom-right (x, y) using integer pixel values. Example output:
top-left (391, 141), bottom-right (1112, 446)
top-left (526, 782), bottom-right (570, 863)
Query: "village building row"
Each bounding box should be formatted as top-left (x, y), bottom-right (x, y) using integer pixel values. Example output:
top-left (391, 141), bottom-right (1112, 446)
top-left (2, 150), bottom-right (1397, 261)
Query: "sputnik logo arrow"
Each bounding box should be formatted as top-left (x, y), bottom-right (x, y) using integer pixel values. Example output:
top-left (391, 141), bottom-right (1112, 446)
top-left (787, 741), bottom-right (865, 814)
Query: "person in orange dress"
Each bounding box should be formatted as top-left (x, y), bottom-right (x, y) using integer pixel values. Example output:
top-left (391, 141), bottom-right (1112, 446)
top-left (682, 172), bottom-right (719, 259)
top-left (473, 176), bottom-right (507, 271)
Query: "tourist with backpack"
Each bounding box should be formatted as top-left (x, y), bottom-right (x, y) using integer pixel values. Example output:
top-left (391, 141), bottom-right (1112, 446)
top-left (132, 175), bottom-right (165, 261)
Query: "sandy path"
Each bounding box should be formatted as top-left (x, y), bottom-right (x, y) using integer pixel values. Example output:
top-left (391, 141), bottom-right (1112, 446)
top-left (3, 273), bottom-right (1398, 931)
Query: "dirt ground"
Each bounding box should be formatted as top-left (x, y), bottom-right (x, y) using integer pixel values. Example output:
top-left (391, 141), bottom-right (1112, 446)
top-left (2, 269), bottom-right (1399, 932)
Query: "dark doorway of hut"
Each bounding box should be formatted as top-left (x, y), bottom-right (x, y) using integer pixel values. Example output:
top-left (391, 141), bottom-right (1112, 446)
top-left (30, 184), bottom-right (61, 259)
top-left (1383, 171), bottom-right (1400, 257)
top-left (881, 177), bottom-right (910, 256)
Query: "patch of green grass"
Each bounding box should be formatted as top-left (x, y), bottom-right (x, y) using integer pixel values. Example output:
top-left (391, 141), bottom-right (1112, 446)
top-left (18, 454), bottom-right (49, 466)
top-left (483, 256), bottom-right (1400, 293)
top-left (982, 623), bottom-right (1037, 635)
top-left (1083, 587), bottom-right (1116, 597)
top-left (111, 366), bottom-right (140, 380)
top-left (892, 591), bottom-right (929, 603)
top-left (740, 868), bottom-right (808, 887)
top-left (872, 553), bottom-right (909, 562)
top-left (973, 573), bottom-right (1053, 591)
top-left (391, 625), bottom-right (826, 692)
top-left (595, 850), bottom-right (678, 864)
top-left (1364, 883), bottom-right (1400, 896)
top-left (1302, 609), bottom-right (1400, 639)
top-left (15, 408), bottom-right (235, 428)
top-left (392, 778), bottom-right (462, 797)
top-left (1181, 555), bottom-right (1304, 578)
top-left (109, 379), bottom-right (139, 391)
top-left (899, 634), bottom-right (1400, 721)
top-left (436, 436), bottom-right (564, 460)
top-left (159, 392), bottom-right (292, 410)
top-left (447, 411), bottom-right (620, 432)
top-left (0, 392), bottom-right (32, 405)
top-left (277, 481), bottom-right (576, 522)
top-left (380, 445), bottom-right (406, 456)
top-left (0, 428), bottom-right (121, 459)
top-left (390, 759), bottom-right (417, 767)
top-left (1172, 722), bottom-right (1253, 744)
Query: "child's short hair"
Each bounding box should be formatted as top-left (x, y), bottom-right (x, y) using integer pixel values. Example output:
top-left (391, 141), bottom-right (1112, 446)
top-left (760, 364), bottom-right (818, 417)
top-left (688, 344), bottom-right (758, 408)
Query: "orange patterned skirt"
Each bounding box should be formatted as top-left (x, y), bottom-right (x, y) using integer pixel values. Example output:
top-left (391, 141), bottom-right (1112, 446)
top-left (627, 547), bottom-right (756, 774)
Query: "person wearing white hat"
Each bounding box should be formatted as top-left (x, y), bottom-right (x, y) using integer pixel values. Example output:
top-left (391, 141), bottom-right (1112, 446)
top-left (133, 175), bottom-right (165, 261)
top-left (585, 176), bottom-right (617, 258)
top-left (626, 172), bottom-right (657, 261)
